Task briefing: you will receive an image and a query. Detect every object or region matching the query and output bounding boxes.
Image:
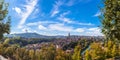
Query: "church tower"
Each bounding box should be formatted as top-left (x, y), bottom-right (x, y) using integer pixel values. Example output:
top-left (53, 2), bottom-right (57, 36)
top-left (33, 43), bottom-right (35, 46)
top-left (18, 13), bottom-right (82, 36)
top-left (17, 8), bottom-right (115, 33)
top-left (68, 32), bottom-right (70, 37)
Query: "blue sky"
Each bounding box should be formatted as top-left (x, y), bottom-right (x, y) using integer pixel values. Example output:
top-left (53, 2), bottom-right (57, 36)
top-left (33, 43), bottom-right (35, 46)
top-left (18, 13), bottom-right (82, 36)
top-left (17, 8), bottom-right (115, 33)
top-left (5, 0), bottom-right (103, 36)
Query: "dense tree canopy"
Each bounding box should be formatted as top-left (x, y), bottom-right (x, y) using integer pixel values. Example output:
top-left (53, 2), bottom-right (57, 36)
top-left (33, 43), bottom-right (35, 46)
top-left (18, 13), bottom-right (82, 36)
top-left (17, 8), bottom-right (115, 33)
top-left (0, 0), bottom-right (10, 40)
top-left (101, 0), bottom-right (120, 41)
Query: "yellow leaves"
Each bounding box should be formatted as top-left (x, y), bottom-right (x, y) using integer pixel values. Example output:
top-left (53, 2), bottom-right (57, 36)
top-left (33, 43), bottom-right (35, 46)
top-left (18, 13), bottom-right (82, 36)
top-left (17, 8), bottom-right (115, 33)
top-left (84, 50), bottom-right (92, 60)
top-left (72, 45), bottom-right (82, 60)
top-left (3, 38), bottom-right (10, 44)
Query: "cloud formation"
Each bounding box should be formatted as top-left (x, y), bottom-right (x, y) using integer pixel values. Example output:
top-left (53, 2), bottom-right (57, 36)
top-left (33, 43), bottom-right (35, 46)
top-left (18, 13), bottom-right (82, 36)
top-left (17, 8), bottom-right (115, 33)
top-left (13, 0), bottom-right (38, 28)
top-left (13, 7), bottom-right (21, 14)
top-left (58, 11), bottom-right (94, 26)
top-left (50, 0), bottom-right (63, 17)
top-left (48, 23), bottom-right (73, 32)
top-left (38, 25), bottom-right (47, 30)
top-left (94, 11), bottom-right (101, 17)
top-left (9, 0), bottom-right (102, 36)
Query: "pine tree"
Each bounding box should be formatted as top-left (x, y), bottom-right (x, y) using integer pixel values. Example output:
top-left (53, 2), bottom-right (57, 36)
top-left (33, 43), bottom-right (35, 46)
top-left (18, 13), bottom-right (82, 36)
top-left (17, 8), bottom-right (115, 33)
top-left (0, 0), bottom-right (10, 40)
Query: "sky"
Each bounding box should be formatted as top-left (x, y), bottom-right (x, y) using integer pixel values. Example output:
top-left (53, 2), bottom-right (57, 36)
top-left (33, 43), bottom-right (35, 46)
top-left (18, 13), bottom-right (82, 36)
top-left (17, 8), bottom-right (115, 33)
top-left (4, 0), bottom-right (103, 36)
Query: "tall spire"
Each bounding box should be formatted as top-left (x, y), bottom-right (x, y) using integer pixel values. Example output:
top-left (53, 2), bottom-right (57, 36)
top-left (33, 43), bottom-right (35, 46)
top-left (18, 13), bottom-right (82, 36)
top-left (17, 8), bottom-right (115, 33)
top-left (68, 32), bottom-right (70, 37)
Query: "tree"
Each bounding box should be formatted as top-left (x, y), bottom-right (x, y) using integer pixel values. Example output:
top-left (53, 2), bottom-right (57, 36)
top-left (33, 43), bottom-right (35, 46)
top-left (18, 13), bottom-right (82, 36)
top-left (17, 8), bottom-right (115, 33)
top-left (29, 49), bottom-right (35, 60)
top-left (39, 44), bottom-right (56, 60)
top-left (55, 48), bottom-right (69, 60)
top-left (84, 50), bottom-right (92, 60)
top-left (112, 44), bottom-right (117, 57)
top-left (0, 0), bottom-right (10, 40)
top-left (72, 45), bottom-right (82, 60)
top-left (35, 50), bottom-right (41, 60)
top-left (89, 42), bottom-right (105, 60)
top-left (101, 0), bottom-right (120, 41)
top-left (14, 48), bottom-right (30, 60)
top-left (3, 38), bottom-right (10, 44)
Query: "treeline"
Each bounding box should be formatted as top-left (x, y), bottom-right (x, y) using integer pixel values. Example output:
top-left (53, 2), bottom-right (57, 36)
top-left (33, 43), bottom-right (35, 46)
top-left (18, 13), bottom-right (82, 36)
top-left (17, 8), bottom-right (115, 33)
top-left (0, 40), bottom-right (120, 60)
top-left (1, 37), bottom-right (56, 47)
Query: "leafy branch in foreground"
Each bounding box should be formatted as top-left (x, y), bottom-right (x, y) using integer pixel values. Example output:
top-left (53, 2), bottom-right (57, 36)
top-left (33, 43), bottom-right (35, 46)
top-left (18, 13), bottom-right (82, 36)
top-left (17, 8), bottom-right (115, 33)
top-left (0, 0), bottom-right (10, 40)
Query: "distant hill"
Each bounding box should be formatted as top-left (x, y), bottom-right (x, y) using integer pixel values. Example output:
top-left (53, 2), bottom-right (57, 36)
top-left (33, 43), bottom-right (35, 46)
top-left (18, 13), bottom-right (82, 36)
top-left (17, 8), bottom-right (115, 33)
top-left (5, 33), bottom-right (66, 39)
top-left (5, 33), bottom-right (103, 39)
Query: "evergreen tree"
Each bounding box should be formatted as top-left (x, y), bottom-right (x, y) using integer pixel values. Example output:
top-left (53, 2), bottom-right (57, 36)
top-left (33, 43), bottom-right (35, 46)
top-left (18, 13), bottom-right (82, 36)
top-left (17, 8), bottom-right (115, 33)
top-left (101, 0), bottom-right (120, 41)
top-left (0, 0), bottom-right (10, 40)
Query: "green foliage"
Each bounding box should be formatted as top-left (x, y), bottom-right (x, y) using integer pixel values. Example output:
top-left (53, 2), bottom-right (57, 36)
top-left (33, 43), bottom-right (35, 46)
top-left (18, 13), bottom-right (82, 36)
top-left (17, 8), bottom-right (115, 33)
top-left (0, 0), bottom-right (10, 40)
top-left (0, 40), bottom-right (119, 60)
top-left (101, 0), bottom-right (120, 41)
top-left (13, 48), bottom-right (30, 60)
top-left (55, 48), bottom-right (72, 60)
top-left (84, 41), bottom-right (120, 60)
top-left (63, 41), bottom-right (78, 50)
top-left (40, 44), bottom-right (56, 60)
top-left (104, 40), bottom-right (120, 58)
top-left (4, 37), bottom-right (55, 47)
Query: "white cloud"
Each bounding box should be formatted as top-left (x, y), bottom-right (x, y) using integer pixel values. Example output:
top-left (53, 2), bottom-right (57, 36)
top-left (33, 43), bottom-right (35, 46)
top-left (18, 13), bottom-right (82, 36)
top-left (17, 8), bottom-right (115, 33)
top-left (15, 0), bottom-right (38, 28)
top-left (48, 23), bottom-right (102, 36)
top-left (50, 0), bottom-right (63, 17)
top-left (58, 16), bottom-right (94, 26)
top-left (38, 25), bottom-right (47, 30)
top-left (13, 7), bottom-right (22, 14)
top-left (48, 24), bottom-right (73, 32)
top-left (58, 17), bottom-right (73, 23)
top-left (86, 27), bottom-right (103, 36)
top-left (26, 21), bottom-right (58, 26)
top-left (51, 10), bottom-right (59, 17)
top-left (58, 11), bottom-right (94, 26)
top-left (74, 27), bottom-right (102, 36)
top-left (88, 27), bottom-right (100, 32)
top-left (60, 11), bottom-right (70, 17)
top-left (75, 28), bottom-right (85, 32)
top-left (65, 0), bottom-right (92, 6)
top-left (94, 11), bottom-right (101, 17)
top-left (78, 22), bottom-right (94, 26)
top-left (58, 11), bottom-right (75, 23)
top-left (26, 22), bottom-right (38, 26)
